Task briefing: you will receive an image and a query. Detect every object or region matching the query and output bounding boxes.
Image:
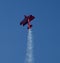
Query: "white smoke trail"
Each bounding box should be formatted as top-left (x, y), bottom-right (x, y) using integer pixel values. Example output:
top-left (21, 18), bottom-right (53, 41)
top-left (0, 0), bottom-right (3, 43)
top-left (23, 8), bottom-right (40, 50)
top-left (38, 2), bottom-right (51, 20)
top-left (25, 29), bottom-right (34, 63)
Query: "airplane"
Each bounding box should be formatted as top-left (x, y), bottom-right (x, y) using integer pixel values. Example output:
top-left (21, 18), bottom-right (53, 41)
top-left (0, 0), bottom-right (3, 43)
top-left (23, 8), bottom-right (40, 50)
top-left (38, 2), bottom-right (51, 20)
top-left (20, 15), bottom-right (35, 29)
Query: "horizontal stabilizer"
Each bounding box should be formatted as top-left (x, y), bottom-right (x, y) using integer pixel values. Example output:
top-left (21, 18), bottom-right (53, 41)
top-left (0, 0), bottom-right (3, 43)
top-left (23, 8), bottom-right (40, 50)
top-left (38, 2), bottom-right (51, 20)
top-left (27, 25), bottom-right (32, 29)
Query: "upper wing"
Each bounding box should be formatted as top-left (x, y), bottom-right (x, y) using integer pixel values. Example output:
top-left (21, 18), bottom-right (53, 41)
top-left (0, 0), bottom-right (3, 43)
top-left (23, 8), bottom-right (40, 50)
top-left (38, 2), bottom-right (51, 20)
top-left (20, 18), bottom-right (28, 26)
top-left (29, 15), bottom-right (35, 21)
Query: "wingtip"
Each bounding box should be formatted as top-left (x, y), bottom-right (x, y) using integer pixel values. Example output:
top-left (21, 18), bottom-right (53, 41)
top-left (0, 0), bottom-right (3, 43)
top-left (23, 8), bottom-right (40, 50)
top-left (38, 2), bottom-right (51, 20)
top-left (20, 22), bottom-right (22, 25)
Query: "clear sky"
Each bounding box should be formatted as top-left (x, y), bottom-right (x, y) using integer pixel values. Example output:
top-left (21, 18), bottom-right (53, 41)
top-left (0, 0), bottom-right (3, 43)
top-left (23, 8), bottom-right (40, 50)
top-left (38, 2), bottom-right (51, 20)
top-left (0, 0), bottom-right (60, 63)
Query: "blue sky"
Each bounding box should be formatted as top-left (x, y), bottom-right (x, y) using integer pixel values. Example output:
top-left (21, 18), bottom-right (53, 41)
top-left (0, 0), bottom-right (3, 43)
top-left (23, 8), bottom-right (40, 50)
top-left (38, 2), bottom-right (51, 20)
top-left (0, 0), bottom-right (60, 63)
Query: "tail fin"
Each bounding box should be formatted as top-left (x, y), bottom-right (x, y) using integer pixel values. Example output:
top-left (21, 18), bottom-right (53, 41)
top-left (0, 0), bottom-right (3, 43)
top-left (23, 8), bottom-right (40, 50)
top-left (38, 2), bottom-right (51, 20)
top-left (27, 25), bottom-right (32, 29)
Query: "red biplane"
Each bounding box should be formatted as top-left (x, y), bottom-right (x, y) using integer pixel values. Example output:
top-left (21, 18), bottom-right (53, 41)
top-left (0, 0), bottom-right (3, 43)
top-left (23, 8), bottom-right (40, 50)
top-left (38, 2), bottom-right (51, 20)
top-left (20, 15), bottom-right (35, 29)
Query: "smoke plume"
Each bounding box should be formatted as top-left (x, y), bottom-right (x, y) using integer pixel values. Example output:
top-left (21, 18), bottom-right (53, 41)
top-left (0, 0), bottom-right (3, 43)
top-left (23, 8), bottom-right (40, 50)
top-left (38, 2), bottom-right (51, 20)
top-left (25, 29), bottom-right (34, 63)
